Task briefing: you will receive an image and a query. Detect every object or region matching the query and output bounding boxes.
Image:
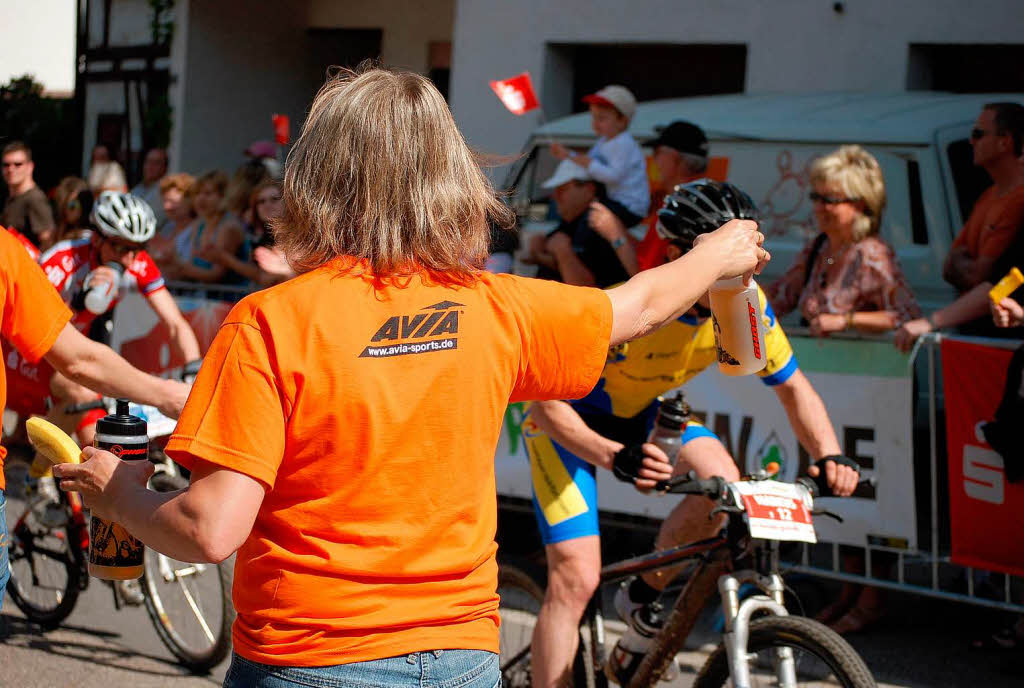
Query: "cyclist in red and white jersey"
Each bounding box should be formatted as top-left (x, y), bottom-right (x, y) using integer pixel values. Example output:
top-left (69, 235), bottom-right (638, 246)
top-left (5, 192), bottom-right (200, 444)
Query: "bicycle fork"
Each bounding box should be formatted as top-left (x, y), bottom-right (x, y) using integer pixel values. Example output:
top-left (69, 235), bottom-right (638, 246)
top-left (718, 571), bottom-right (797, 688)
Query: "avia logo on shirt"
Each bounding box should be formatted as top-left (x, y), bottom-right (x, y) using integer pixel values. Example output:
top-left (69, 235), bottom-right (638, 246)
top-left (359, 301), bottom-right (464, 358)
top-left (747, 300), bottom-right (762, 360)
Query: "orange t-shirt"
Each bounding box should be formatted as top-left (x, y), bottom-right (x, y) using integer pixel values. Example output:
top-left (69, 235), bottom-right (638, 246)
top-left (0, 228), bottom-right (73, 489)
top-left (165, 261), bottom-right (612, 667)
top-left (952, 185), bottom-right (1024, 259)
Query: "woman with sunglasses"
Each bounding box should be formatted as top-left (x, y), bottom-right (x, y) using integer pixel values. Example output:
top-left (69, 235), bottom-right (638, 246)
top-left (198, 180), bottom-right (286, 287)
top-left (53, 176), bottom-right (94, 244)
top-left (767, 144), bottom-right (921, 338)
top-left (6, 191), bottom-right (201, 447)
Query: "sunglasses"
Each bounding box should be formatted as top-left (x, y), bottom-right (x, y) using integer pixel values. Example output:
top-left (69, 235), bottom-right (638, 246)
top-left (105, 237), bottom-right (146, 255)
top-left (809, 191), bottom-right (859, 205)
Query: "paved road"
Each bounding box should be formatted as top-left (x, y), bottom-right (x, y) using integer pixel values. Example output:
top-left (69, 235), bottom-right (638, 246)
top-left (5, 582), bottom-right (1021, 687)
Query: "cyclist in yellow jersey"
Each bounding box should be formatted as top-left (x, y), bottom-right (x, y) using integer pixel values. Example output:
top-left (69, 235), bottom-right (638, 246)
top-left (527, 181), bottom-right (861, 687)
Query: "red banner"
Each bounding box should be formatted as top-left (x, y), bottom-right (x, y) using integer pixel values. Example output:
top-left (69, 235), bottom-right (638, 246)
top-left (489, 72), bottom-right (540, 116)
top-left (941, 338), bottom-right (1024, 576)
top-left (272, 114), bottom-right (290, 145)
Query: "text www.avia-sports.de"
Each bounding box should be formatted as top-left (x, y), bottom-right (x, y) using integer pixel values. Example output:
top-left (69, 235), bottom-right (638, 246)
top-left (360, 337), bottom-right (458, 358)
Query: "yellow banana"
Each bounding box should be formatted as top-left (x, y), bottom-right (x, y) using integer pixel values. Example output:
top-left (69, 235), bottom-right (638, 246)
top-left (26, 417), bottom-right (82, 477)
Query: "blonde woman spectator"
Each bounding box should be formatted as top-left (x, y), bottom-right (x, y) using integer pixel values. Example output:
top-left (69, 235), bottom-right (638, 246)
top-left (171, 171), bottom-right (247, 287)
top-left (86, 145), bottom-right (127, 195)
top-left (148, 173), bottom-right (196, 274)
top-left (767, 145), bottom-right (921, 337)
top-left (53, 176), bottom-right (92, 243)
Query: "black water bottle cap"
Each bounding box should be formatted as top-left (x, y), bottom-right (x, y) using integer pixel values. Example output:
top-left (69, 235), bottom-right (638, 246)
top-left (656, 392), bottom-right (690, 430)
top-left (96, 398), bottom-right (147, 436)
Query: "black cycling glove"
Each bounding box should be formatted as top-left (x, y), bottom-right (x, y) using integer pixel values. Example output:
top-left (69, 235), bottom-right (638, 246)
top-left (612, 444), bottom-right (647, 484)
top-left (809, 455), bottom-right (860, 497)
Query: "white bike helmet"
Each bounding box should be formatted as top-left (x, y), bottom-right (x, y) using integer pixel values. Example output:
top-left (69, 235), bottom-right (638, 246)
top-left (91, 191), bottom-right (157, 243)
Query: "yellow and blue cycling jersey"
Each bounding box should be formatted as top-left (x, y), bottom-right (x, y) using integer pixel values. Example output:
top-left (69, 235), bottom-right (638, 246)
top-left (527, 285), bottom-right (799, 545)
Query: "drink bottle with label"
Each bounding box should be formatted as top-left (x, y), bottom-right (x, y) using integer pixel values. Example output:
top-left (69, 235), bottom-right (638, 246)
top-left (647, 392), bottom-right (690, 467)
top-left (708, 277), bottom-right (768, 376)
top-left (89, 399), bottom-right (147, 580)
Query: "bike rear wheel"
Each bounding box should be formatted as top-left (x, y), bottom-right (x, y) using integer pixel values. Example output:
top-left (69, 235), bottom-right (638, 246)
top-left (693, 615), bottom-right (876, 688)
top-left (141, 472), bottom-right (235, 673)
top-left (4, 463), bottom-right (81, 630)
top-left (498, 559), bottom-right (545, 687)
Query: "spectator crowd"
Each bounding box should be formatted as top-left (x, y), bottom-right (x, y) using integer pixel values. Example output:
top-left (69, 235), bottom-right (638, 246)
top-left (1, 138), bottom-right (293, 297)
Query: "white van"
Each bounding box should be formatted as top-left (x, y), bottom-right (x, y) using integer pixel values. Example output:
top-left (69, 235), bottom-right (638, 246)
top-left (505, 91), bottom-right (1023, 313)
top-left (494, 92), bottom-right (1024, 556)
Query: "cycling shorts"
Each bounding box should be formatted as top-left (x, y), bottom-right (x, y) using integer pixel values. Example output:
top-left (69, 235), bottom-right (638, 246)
top-left (523, 404), bottom-right (719, 545)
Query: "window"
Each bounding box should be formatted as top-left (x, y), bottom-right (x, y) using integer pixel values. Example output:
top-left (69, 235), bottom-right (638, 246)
top-left (908, 44), bottom-right (1024, 92)
top-left (542, 43), bottom-right (747, 119)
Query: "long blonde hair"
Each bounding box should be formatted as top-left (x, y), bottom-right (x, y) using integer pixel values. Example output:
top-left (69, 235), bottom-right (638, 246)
top-left (276, 65), bottom-right (514, 282)
top-left (809, 145), bottom-right (886, 241)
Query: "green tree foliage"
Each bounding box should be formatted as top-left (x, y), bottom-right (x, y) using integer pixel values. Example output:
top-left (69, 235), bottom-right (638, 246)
top-left (0, 75), bottom-right (77, 194)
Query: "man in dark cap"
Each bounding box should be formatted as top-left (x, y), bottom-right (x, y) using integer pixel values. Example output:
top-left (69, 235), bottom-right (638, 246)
top-left (635, 121), bottom-right (710, 270)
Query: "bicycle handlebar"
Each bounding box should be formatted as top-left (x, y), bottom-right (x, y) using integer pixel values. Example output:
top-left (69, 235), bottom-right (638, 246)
top-left (655, 471), bottom-right (877, 501)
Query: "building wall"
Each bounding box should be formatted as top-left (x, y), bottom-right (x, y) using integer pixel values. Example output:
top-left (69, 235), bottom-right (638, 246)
top-left (174, 0), bottom-right (317, 174)
top-left (448, 0), bottom-right (1024, 160)
top-left (308, 0), bottom-right (455, 74)
top-left (173, 0), bottom-right (454, 175)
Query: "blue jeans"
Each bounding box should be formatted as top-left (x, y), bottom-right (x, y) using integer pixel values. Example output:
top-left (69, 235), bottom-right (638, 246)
top-left (0, 489), bottom-right (9, 613)
top-left (223, 650), bottom-right (499, 688)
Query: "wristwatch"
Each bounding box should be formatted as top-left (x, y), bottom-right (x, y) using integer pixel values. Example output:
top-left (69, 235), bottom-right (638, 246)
top-left (610, 235), bottom-right (627, 250)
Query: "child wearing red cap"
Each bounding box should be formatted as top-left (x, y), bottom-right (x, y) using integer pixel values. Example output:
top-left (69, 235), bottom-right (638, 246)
top-left (551, 85), bottom-right (650, 229)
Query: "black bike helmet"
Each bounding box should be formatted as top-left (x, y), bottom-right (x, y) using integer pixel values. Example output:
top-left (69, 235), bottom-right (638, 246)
top-left (656, 179), bottom-right (759, 253)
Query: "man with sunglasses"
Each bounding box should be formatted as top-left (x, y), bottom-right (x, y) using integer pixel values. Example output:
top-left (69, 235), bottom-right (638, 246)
top-left (1, 141), bottom-right (56, 249)
top-left (942, 103), bottom-right (1024, 293)
top-left (4, 191), bottom-right (200, 447)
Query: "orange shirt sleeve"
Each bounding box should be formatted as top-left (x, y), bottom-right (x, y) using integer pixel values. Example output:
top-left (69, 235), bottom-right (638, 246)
top-left (504, 276), bottom-right (612, 403)
top-left (978, 194), bottom-right (1024, 258)
top-left (165, 302), bottom-right (287, 490)
top-left (1, 230), bottom-right (72, 363)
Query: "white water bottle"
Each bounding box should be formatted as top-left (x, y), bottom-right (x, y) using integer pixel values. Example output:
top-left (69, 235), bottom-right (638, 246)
top-left (83, 261), bottom-right (124, 315)
top-left (708, 277), bottom-right (767, 376)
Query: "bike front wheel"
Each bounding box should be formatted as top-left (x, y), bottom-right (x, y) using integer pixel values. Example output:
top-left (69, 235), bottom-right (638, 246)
top-left (4, 464), bottom-right (82, 630)
top-left (141, 472), bottom-right (235, 673)
top-left (693, 615), bottom-right (876, 688)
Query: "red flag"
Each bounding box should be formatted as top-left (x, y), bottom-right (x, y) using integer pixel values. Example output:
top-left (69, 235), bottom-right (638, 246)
top-left (272, 114), bottom-right (290, 145)
top-left (489, 72), bottom-right (540, 116)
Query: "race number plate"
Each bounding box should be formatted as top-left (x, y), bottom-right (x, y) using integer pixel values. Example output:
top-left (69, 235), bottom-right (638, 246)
top-left (731, 480), bottom-right (817, 543)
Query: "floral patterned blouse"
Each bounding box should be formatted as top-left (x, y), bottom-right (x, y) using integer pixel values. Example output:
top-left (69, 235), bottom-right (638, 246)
top-left (766, 235), bottom-right (922, 325)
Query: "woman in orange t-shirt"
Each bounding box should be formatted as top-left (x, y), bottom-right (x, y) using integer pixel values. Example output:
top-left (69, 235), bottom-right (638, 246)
top-left (55, 67), bottom-right (767, 687)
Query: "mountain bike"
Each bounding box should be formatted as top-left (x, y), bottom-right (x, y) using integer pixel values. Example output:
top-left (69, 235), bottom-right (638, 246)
top-left (498, 471), bottom-right (876, 688)
top-left (4, 362), bottom-right (235, 673)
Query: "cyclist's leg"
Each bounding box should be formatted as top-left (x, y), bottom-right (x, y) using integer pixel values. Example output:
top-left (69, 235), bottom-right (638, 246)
top-left (525, 416), bottom-right (601, 688)
top-left (642, 423), bottom-right (739, 591)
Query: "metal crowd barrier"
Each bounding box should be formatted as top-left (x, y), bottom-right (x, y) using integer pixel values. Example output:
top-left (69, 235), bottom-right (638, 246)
top-left (164, 279), bottom-right (255, 303)
top-left (784, 332), bottom-right (1024, 613)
